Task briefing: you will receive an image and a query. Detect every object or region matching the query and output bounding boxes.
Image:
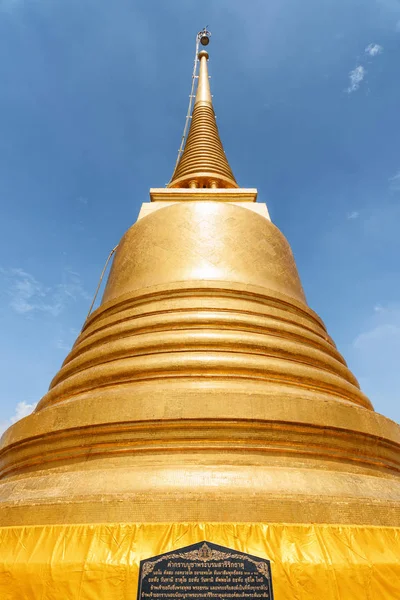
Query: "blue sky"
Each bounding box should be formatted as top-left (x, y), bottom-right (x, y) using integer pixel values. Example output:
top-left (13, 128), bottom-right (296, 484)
top-left (0, 0), bottom-right (399, 431)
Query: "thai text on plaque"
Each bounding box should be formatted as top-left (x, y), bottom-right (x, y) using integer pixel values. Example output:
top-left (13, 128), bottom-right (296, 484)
top-left (137, 541), bottom-right (274, 599)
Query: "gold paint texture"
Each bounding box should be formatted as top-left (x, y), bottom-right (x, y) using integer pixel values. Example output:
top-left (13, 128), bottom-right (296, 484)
top-left (0, 199), bottom-right (399, 529)
top-left (169, 51), bottom-right (237, 189)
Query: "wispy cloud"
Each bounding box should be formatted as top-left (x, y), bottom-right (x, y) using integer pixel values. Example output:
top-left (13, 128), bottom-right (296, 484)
top-left (0, 0), bottom-right (21, 14)
top-left (389, 170), bottom-right (400, 191)
top-left (351, 304), bottom-right (400, 422)
top-left (347, 65), bottom-right (366, 93)
top-left (375, 1), bottom-right (400, 14)
top-left (55, 327), bottom-right (79, 352)
top-left (347, 211), bottom-right (359, 220)
top-left (365, 43), bottom-right (383, 56)
top-left (55, 338), bottom-right (73, 352)
top-left (0, 401), bottom-right (36, 436)
top-left (374, 0), bottom-right (400, 30)
top-left (353, 303), bottom-right (400, 366)
top-left (353, 320), bottom-right (400, 349)
top-left (0, 268), bottom-right (91, 317)
top-left (346, 42), bottom-right (382, 95)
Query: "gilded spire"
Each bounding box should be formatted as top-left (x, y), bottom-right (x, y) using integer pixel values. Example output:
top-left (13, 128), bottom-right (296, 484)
top-left (195, 49), bottom-right (213, 106)
top-left (168, 50), bottom-right (238, 189)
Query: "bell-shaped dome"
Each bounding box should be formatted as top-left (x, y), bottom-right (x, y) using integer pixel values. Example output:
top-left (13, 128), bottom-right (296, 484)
top-left (103, 202), bottom-right (306, 305)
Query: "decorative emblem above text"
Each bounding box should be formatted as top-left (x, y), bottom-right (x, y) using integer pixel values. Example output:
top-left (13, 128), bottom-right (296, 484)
top-left (137, 541), bottom-right (274, 599)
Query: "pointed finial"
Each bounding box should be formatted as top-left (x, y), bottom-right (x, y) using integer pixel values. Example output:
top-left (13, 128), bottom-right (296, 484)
top-left (168, 38), bottom-right (238, 189)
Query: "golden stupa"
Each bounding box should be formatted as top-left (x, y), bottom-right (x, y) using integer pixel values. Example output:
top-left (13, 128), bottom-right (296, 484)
top-left (0, 37), bottom-right (399, 600)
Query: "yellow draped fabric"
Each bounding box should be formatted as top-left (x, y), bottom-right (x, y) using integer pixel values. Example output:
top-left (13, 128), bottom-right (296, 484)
top-left (0, 522), bottom-right (399, 599)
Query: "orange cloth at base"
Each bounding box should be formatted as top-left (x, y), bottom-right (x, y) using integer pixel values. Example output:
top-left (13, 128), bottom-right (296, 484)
top-left (0, 521), bottom-right (399, 599)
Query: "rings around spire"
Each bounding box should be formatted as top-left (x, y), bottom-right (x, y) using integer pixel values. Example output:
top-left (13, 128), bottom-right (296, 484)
top-left (168, 44), bottom-right (237, 189)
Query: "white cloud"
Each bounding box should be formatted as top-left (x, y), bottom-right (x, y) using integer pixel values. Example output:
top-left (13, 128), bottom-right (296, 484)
top-left (389, 170), bottom-right (400, 191)
top-left (352, 303), bottom-right (400, 367)
top-left (376, 0), bottom-right (400, 13)
top-left (347, 211), bottom-right (359, 220)
top-left (0, 0), bottom-right (20, 13)
top-left (0, 401), bottom-right (37, 436)
top-left (353, 322), bottom-right (400, 349)
top-left (374, 0), bottom-right (400, 30)
top-left (0, 268), bottom-right (91, 317)
top-left (55, 338), bottom-right (73, 352)
top-left (55, 339), bottom-right (72, 351)
top-left (351, 304), bottom-right (400, 423)
top-left (55, 327), bottom-right (79, 352)
top-left (347, 65), bottom-right (366, 93)
top-left (11, 401), bottom-right (36, 422)
top-left (365, 43), bottom-right (383, 56)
